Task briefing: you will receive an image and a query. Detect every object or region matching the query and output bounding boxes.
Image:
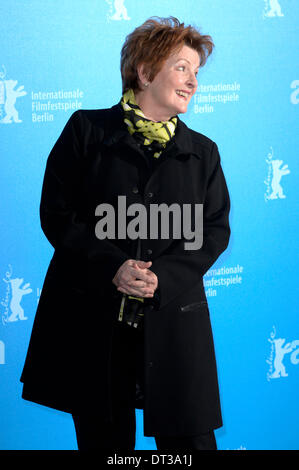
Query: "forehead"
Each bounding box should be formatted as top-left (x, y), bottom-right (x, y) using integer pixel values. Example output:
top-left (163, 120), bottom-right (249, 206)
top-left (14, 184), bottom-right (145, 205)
top-left (168, 44), bottom-right (200, 67)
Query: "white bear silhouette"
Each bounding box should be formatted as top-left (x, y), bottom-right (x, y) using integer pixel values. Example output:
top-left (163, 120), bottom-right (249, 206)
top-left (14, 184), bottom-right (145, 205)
top-left (111, 0), bottom-right (130, 20)
top-left (264, 0), bottom-right (284, 17)
top-left (266, 159), bottom-right (290, 199)
top-left (3, 277), bottom-right (32, 322)
top-left (1, 79), bottom-right (27, 124)
top-left (270, 338), bottom-right (293, 378)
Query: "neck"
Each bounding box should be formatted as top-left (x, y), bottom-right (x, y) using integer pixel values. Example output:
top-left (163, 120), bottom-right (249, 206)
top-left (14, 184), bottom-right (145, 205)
top-left (134, 90), bottom-right (172, 122)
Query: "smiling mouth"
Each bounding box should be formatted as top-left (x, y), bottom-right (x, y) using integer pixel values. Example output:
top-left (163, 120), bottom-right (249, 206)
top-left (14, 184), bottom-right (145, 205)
top-left (176, 90), bottom-right (190, 100)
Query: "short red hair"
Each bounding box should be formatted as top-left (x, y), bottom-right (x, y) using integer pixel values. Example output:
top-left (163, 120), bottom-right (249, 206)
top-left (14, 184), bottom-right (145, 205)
top-left (121, 16), bottom-right (214, 93)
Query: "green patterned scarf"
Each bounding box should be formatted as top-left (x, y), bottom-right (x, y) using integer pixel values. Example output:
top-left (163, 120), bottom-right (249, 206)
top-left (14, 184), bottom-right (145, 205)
top-left (121, 88), bottom-right (177, 158)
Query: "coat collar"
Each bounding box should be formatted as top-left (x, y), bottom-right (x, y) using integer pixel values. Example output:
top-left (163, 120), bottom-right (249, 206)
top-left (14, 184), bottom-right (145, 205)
top-left (102, 102), bottom-right (201, 160)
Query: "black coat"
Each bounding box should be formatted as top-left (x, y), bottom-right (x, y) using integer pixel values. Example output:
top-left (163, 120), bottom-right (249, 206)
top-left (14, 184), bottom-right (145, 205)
top-left (20, 103), bottom-right (230, 436)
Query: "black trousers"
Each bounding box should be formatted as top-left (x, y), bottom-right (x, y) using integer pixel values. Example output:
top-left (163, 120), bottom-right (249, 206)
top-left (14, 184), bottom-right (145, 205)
top-left (72, 323), bottom-right (217, 451)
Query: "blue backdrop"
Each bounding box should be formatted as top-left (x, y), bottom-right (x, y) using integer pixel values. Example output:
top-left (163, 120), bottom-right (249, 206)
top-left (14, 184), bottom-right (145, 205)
top-left (0, 0), bottom-right (298, 451)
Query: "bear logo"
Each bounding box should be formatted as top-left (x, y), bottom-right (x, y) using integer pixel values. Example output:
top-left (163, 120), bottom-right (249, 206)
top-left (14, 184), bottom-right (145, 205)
top-left (265, 159), bottom-right (290, 200)
top-left (263, 0), bottom-right (284, 18)
top-left (107, 0), bottom-right (130, 21)
top-left (3, 277), bottom-right (32, 323)
top-left (0, 79), bottom-right (27, 124)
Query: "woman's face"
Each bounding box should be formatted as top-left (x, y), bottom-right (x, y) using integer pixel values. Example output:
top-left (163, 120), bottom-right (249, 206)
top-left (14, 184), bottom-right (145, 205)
top-left (136, 44), bottom-right (200, 121)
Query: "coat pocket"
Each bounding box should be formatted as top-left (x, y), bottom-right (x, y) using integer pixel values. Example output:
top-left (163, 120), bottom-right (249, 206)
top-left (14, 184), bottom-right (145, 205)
top-left (180, 301), bottom-right (208, 312)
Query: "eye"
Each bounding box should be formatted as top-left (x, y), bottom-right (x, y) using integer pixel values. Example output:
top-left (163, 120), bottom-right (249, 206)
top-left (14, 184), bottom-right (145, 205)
top-left (177, 65), bottom-right (185, 71)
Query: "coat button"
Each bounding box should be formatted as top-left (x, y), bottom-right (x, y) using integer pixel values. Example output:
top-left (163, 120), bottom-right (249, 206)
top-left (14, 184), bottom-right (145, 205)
top-left (149, 361), bottom-right (153, 367)
top-left (132, 187), bottom-right (139, 194)
top-left (147, 192), bottom-right (154, 198)
top-left (147, 249), bottom-right (152, 255)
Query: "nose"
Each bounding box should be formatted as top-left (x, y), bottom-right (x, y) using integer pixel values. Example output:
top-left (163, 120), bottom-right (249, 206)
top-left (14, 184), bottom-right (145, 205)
top-left (186, 72), bottom-right (197, 91)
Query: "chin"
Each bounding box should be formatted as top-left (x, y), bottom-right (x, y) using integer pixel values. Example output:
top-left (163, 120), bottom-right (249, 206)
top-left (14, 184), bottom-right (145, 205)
top-left (176, 105), bottom-right (188, 115)
top-left (175, 101), bottom-right (190, 115)
top-left (165, 101), bottom-right (189, 118)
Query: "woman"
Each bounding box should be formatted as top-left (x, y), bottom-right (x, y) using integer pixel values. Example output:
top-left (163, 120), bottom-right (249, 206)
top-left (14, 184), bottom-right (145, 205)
top-left (20, 17), bottom-right (230, 451)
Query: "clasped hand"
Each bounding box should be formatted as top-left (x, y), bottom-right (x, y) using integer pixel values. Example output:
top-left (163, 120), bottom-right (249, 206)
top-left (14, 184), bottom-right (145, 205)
top-left (112, 259), bottom-right (158, 298)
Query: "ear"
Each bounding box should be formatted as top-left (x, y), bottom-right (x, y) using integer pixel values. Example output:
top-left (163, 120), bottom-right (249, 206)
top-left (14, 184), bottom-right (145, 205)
top-left (137, 63), bottom-right (150, 87)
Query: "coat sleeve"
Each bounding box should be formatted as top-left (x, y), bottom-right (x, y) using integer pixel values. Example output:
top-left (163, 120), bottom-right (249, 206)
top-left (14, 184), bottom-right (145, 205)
top-left (40, 110), bottom-right (129, 284)
top-left (150, 142), bottom-right (231, 309)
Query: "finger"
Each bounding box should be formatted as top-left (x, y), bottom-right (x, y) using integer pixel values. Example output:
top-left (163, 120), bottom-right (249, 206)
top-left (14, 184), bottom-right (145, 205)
top-left (118, 289), bottom-right (154, 298)
top-left (117, 285), bottom-right (154, 297)
top-left (127, 279), bottom-right (149, 288)
top-left (119, 268), bottom-right (157, 288)
top-left (140, 270), bottom-right (157, 285)
top-left (134, 260), bottom-right (152, 268)
top-left (127, 284), bottom-right (155, 296)
top-left (129, 267), bottom-right (151, 282)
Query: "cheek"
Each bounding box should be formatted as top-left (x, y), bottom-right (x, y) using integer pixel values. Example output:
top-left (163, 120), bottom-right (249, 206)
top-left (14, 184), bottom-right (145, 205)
top-left (164, 84), bottom-right (177, 101)
top-left (166, 75), bottom-right (181, 92)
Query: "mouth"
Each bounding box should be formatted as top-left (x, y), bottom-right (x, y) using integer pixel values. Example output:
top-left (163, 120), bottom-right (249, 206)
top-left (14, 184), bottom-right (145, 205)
top-left (176, 90), bottom-right (190, 101)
